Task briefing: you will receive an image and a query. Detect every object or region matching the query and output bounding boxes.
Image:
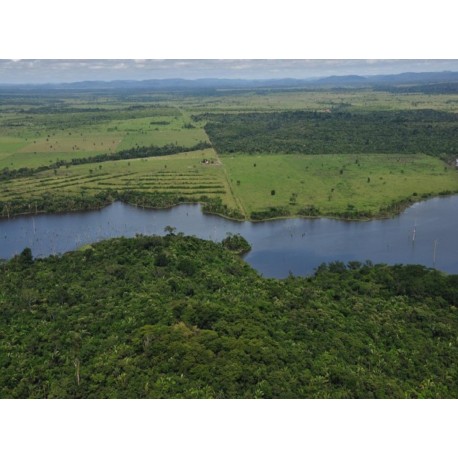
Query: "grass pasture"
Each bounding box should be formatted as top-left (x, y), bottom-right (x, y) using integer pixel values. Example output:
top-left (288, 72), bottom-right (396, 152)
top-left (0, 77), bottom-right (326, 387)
top-left (113, 115), bottom-right (209, 151)
top-left (0, 103), bottom-right (210, 169)
top-left (0, 136), bottom-right (27, 153)
top-left (182, 90), bottom-right (458, 114)
top-left (0, 131), bottom-right (125, 169)
top-left (0, 136), bottom-right (28, 165)
top-left (18, 131), bottom-right (124, 154)
top-left (223, 153), bottom-right (458, 217)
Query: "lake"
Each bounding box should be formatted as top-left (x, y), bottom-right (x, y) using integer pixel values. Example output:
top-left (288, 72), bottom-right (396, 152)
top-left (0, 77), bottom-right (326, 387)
top-left (1, 196), bottom-right (457, 278)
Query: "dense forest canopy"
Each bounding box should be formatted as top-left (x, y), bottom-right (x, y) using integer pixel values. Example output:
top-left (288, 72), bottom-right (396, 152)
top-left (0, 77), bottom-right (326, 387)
top-left (1, 235), bottom-right (457, 398)
top-left (200, 110), bottom-right (458, 157)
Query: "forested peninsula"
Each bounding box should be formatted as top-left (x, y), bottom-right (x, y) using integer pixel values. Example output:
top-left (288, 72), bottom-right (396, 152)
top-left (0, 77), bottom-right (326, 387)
top-left (1, 235), bottom-right (456, 398)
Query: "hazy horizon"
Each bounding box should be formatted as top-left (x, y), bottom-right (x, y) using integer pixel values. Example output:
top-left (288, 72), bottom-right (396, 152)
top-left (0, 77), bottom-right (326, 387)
top-left (1, 59), bottom-right (458, 85)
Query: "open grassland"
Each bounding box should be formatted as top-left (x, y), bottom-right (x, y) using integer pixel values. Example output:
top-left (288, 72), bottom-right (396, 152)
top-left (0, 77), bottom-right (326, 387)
top-left (18, 131), bottom-right (123, 154)
top-left (222, 153), bottom-right (458, 218)
top-left (0, 136), bottom-right (27, 153)
top-left (0, 103), bottom-right (210, 169)
top-left (114, 115), bottom-right (208, 150)
top-left (181, 90), bottom-right (458, 114)
top-left (0, 149), bottom-right (240, 212)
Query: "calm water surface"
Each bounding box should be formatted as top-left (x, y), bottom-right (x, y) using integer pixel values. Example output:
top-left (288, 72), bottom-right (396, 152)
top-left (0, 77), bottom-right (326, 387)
top-left (1, 196), bottom-right (457, 278)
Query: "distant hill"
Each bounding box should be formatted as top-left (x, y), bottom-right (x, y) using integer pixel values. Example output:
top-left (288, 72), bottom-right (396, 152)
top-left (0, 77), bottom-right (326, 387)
top-left (1, 71), bottom-right (457, 92)
top-left (312, 71), bottom-right (458, 88)
top-left (313, 74), bottom-right (368, 85)
top-left (0, 78), bottom-right (316, 91)
top-left (369, 71), bottom-right (458, 84)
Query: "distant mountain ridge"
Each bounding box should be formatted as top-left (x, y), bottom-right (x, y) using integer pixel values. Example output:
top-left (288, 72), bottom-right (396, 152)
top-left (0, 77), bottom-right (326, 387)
top-left (313, 74), bottom-right (368, 85)
top-left (1, 71), bottom-right (458, 91)
top-left (312, 71), bottom-right (458, 87)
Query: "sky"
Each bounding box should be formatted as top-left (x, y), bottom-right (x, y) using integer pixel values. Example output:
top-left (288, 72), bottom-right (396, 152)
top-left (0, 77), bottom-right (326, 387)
top-left (1, 59), bottom-right (458, 84)
top-left (2, 0), bottom-right (456, 86)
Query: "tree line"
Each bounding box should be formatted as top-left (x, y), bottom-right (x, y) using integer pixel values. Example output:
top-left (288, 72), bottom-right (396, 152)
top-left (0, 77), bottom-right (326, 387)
top-left (0, 141), bottom-right (212, 181)
top-left (0, 190), bottom-right (243, 221)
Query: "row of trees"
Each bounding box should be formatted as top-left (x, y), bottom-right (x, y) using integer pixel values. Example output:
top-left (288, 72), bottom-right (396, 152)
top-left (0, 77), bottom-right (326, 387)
top-left (5, 104), bottom-right (180, 131)
top-left (0, 141), bottom-right (211, 181)
top-left (0, 190), bottom-right (242, 221)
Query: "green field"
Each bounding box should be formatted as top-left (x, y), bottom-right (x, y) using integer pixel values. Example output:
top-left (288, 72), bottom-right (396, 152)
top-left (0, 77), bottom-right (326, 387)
top-left (223, 153), bottom-right (458, 218)
top-left (181, 90), bottom-right (458, 114)
top-left (114, 116), bottom-right (208, 150)
top-left (0, 103), bottom-right (210, 169)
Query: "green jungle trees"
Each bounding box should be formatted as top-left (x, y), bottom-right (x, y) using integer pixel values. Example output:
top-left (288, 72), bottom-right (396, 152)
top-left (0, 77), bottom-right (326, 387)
top-left (200, 110), bottom-right (457, 158)
top-left (0, 235), bottom-right (457, 398)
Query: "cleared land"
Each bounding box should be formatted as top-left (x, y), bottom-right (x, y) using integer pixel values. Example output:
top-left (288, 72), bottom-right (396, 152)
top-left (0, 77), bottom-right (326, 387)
top-left (223, 153), bottom-right (458, 218)
top-left (181, 90), bottom-right (458, 114)
top-left (0, 104), bottom-right (210, 169)
top-left (0, 148), bottom-right (240, 211)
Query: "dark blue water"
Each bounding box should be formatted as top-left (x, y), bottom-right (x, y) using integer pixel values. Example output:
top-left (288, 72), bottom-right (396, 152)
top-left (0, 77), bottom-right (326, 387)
top-left (1, 196), bottom-right (457, 278)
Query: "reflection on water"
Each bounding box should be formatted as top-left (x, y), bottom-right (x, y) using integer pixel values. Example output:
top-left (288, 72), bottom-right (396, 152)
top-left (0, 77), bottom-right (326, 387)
top-left (1, 196), bottom-right (458, 278)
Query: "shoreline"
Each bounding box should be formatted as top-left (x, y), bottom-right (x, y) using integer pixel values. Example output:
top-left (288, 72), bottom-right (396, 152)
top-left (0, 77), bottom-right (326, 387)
top-left (2, 194), bottom-right (457, 277)
top-left (1, 190), bottom-right (457, 223)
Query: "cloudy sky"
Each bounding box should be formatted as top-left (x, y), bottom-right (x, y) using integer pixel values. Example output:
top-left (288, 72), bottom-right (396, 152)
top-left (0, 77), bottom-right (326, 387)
top-left (1, 59), bottom-right (457, 84)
